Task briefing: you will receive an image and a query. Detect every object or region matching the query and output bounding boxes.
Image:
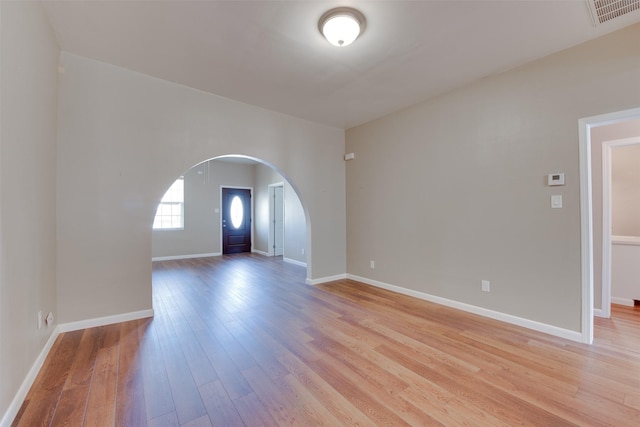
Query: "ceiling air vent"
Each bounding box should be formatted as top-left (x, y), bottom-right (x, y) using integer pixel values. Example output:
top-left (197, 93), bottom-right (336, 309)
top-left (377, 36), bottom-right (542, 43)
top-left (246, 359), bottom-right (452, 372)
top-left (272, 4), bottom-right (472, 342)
top-left (586, 0), bottom-right (640, 25)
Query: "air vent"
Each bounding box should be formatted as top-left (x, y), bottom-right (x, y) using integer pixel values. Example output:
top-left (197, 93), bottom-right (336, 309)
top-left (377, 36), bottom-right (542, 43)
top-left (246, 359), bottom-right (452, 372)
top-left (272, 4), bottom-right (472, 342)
top-left (586, 0), bottom-right (640, 25)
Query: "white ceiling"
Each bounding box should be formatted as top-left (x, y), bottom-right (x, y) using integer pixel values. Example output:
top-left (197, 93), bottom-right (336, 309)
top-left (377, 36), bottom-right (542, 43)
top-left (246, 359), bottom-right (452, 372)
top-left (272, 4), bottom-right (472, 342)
top-left (41, 0), bottom-right (640, 129)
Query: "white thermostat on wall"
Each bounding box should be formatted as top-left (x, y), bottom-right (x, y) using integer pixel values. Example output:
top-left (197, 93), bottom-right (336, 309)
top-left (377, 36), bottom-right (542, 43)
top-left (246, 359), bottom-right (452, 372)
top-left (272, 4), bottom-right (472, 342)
top-left (548, 173), bottom-right (565, 186)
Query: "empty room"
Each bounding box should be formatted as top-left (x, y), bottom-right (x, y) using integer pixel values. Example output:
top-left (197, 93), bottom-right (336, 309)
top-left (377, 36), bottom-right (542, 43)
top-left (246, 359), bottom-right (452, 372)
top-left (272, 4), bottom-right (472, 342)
top-left (2, 1), bottom-right (640, 426)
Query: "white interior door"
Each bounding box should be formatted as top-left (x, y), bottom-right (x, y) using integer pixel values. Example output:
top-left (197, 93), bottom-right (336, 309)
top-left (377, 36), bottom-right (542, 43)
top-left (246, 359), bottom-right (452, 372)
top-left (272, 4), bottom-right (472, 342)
top-left (274, 186), bottom-right (284, 256)
top-left (269, 184), bottom-right (284, 256)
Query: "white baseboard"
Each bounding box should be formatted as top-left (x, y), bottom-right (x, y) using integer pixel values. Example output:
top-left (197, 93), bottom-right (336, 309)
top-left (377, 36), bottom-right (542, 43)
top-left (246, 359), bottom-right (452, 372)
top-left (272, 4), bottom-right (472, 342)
top-left (152, 253), bottom-right (220, 261)
top-left (252, 249), bottom-right (270, 256)
top-left (1, 328), bottom-right (59, 427)
top-left (57, 309), bottom-right (154, 333)
top-left (347, 274), bottom-right (583, 343)
top-left (593, 308), bottom-right (606, 318)
top-left (611, 297), bottom-right (635, 307)
top-left (283, 257), bottom-right (307, 268)
top-left (306, 273), bottom-right (347, 285)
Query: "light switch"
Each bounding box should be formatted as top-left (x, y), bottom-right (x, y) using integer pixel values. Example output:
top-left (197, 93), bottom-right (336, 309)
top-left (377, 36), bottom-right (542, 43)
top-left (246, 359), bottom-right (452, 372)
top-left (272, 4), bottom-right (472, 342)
top-left (551, 195), bottom-right (563, 209)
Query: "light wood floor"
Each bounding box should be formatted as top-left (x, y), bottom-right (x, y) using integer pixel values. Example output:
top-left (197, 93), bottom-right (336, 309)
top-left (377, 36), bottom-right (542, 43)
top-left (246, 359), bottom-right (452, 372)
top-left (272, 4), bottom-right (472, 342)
top-left (12, 254), bottom-right (640, 426)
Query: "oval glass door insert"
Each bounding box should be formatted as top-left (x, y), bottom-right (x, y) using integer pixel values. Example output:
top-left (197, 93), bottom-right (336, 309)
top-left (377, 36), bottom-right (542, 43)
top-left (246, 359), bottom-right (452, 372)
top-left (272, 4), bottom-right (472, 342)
top-left (230, 195), bottom-right (243, 229)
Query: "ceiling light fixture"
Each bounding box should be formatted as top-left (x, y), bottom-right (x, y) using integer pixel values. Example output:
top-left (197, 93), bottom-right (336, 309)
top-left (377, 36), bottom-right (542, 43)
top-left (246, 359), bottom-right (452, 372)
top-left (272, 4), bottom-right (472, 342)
top-left (318, 7), bottom-right (366, 47)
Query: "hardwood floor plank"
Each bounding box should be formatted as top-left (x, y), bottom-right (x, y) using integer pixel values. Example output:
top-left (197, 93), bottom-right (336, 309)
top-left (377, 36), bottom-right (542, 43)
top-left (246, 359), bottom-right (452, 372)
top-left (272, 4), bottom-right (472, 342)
top-left (224, 318), bottom-right (290, 380)
top-left (115, 321), bottom-right (148, 427)
top-left (232, 392), bottom-right (279, 427)
top-left (375, 342), bottom-right (574, 426)
top-left (49, 385), bottom-right (88, 427)
top-left (157, 336), bottom-right (207, 425)
top-left (12, 330), bottom-right (84, 427)
top-left (276, 352), bottom-right (373, 426)
top-left (148, 411), bottom-right (179, 427)
top-left (84, 345), bottom-right (118, 427)
top-left (198, 380), bottom-right (244, 427)
top-left (12, 255), bottom-right (640, 425)
top-left (63, 326), bottom-right (106, 391)
top-left (306, 354), bottom-right (414, 426)
top-left (180, 414), bottom-right (212, 427)
top-left (193, 328), bottom-right (253, 401)
top-left (138, 320), bottom-right (176, 421)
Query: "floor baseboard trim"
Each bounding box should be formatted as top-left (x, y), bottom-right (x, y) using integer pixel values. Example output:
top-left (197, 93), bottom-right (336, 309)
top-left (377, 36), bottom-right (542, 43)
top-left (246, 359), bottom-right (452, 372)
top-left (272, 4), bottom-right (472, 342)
top-left (347, 274), bottom-right (583, 343)
top-left (152, 253), bottom-right (220, 261)
top-left (57, 309), bottom-right (155, 333)
top-left (1, 328), bottom-right (60, 427)
top-left (283, 257), bottom-right (307, 268)
top-left (611, 297), bottom-right (634, 307)
top-left (251, 249), bottom-right (270, 256)
top-left (306, 274), bottom-right (347, 285)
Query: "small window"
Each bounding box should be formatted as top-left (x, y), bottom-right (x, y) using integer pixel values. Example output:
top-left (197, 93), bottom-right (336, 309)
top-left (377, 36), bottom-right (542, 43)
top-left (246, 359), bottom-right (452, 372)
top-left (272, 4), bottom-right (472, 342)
top-left (230, 195), bottom-right (243, 229)
top-left (153, 177), bottom-right (184, 229)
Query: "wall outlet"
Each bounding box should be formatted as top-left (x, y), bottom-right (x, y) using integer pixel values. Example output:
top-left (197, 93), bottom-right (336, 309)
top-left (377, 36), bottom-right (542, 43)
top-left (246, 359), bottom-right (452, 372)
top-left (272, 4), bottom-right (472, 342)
top-left (370, 260), bottom-right (375, 269)
top-left (37, 311), bottom-right (43, 330)
top-left (46, 312), bottom-right (54, 327)
top-left (482, 280), bottom-right (490, 292)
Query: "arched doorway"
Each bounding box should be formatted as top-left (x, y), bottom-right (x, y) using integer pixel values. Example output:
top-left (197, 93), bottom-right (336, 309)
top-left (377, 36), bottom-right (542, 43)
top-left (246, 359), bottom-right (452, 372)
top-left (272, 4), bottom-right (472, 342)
top-left (151, 155), bottom-right (309, 274)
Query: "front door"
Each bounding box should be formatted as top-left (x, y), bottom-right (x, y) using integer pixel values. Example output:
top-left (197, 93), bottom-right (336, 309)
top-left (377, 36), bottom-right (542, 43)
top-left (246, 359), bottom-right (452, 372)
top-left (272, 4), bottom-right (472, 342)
top-left (222, 188), bottom-right (252, 254)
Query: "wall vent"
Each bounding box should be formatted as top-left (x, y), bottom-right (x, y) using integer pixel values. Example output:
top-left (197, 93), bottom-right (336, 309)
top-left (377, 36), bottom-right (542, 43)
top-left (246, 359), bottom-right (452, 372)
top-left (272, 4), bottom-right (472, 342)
top-left (586, 0), bottom-right (640, 25)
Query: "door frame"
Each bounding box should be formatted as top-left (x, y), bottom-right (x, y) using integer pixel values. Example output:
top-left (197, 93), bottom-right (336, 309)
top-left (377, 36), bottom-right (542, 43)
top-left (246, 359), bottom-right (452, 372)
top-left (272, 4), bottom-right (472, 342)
top-left (268, 182), bottom-right (285, 257)
top-left (578, 107), bottom-right (640, 344)
top-left (601, 136), bottom-right (640, 317)
top-left (219, 185), bottom-right (254, 254)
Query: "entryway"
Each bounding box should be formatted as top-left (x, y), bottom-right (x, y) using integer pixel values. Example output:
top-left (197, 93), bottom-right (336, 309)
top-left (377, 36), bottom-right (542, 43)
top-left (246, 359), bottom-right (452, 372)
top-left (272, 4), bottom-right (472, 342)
top-left (221, 187), bottom-right (252, 254)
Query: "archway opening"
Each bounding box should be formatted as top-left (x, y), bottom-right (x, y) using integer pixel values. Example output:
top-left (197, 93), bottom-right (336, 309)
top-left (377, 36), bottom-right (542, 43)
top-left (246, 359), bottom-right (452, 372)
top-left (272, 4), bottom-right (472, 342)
top-left (151, 155), bottom-right (310, 276)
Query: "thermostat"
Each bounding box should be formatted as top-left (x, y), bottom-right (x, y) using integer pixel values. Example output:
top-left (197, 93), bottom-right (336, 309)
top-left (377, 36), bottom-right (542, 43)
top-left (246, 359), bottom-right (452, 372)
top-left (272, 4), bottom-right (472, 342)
top-left (548, 173), bottom-right (565, 186)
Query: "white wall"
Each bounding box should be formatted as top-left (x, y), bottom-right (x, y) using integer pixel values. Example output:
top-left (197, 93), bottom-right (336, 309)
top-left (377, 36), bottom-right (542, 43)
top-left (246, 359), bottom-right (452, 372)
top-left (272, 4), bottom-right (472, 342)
top-left (152, 160), bottom-right (255, 258)
top-left (57, 52), bottom-right (345, 324)
top-left (612, 144), bottom-right (640, 236)
top-left (346, 24), bottom-right (640, 333)
top-left (0, 1), bottom-right (59, 421)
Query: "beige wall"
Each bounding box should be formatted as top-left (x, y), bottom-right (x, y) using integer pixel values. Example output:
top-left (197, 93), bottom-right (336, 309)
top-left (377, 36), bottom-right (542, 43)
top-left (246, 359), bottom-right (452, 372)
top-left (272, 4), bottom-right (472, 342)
top-left (612, 144), bottom-right (640, 236)
top-left (57, 52), bottom-right (345, 324)
top-left (346, 24), bottom-right (640, 332)
top-left (590, 118), bottom-right (640, 309)
top-left (152, 160), bottom-right (255, 258)
top-left (0, 1), bottom-right (59, 419)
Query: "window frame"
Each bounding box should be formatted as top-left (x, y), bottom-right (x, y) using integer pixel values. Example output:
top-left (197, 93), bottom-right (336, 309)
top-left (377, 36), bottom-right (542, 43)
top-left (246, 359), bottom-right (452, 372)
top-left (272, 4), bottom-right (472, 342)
top-left (153, 176), bottom-right (184, 230)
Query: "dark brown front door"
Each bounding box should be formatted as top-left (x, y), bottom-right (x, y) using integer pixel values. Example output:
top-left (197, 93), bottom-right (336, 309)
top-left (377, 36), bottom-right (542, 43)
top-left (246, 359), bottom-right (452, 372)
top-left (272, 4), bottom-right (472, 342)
top-left (222, 188), bottom-right (251, 254)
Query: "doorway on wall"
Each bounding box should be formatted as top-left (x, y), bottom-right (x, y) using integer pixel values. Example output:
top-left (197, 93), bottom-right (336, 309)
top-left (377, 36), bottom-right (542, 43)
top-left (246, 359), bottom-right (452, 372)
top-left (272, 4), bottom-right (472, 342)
top-left (269, 183), bottom-right (284, 256)
top-left (579, 107), bottom-right (640, 344)
top-left (221, 187), bottom-right (252, 254)
top-left (601, 137), bottom-right (640, 316)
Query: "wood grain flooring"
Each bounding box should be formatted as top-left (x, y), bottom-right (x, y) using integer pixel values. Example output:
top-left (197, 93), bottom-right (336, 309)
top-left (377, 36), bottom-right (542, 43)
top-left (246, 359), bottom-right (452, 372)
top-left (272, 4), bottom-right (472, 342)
top-left (12, 253), bottom-right (640, 426)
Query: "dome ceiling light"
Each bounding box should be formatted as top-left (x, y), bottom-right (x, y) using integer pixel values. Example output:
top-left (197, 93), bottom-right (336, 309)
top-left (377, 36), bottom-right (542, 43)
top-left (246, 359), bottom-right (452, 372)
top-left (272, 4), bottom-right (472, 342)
top-left (318, 7), bottom-right (366, 47)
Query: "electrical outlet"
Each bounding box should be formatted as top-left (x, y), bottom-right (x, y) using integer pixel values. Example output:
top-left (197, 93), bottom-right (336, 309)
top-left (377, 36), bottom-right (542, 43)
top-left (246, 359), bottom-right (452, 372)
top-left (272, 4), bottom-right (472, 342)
top-left (46, 312), bottom-right (54, 327)
top-left (482, 280), bottom-right (490, 292)
top-left (37, 311), bottom-right (43, 330)
top-left (370, 260), bottom-right (375, 269)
